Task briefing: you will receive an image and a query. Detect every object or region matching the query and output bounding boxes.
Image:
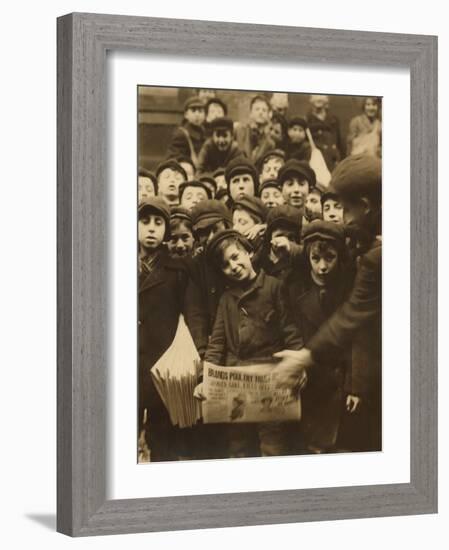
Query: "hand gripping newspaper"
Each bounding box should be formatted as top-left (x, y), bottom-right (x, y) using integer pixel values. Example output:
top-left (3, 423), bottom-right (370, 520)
top-left (202, 361), bottom-right (301, 424)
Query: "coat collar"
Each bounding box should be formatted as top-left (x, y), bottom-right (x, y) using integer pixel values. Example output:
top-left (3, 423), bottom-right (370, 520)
top-left (226, 269), bottom-right (266, 302)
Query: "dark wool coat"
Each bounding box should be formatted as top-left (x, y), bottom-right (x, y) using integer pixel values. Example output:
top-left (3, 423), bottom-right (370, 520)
top-left (285, 140), bottom-right (312, 162)
top-left (167, 121), bottom-right (206, 162)
top-left (183, 253), bottom-right (228, 358)
top-left (205, 270), bottom-right (303, 366)
top-left (234, 122), bottom-right (276, 165)
top-left (308, 240), bottom-right (382, 451)
top-left (196, 139), bottom-right (244, 174)
top-left (293, 269), bottom-right (354, 450)
top-left (138, 252), bottom-right (189, 459)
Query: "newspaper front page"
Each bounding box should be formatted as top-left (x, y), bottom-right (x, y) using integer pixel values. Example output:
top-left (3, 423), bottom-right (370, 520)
top-left (202, 362), bottom-right (301, 424)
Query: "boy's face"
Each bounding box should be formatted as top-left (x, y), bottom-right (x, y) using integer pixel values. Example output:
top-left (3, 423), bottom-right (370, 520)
top-left (180, 161), bottom-right (195, 181)
top-left (233, 208), bottom-right (256, 235)
top-left (220, 243), bottom-right (256, 283)
top-left (158, 168), bottom-right (185, 205)
top-left (185, 106), bottom-right (205, 126)
top-left (260, 186), bottom-right (284, 208)
top-left (305, 191), bottom-right (323, 220)
top-left (260, 157), bottom-right (284, 183)
top-left (196, 220), bottom-right (227, 248)
top-left (281, 176), bottom-right (309, 208)
top-left (229, 173), bottom-right (255, 200)
top-left (212, 129), bottom-right (232, 152)
top-left (167, 221), bottom-right (194, 258)
top-left (207, 103), bottom-right (225, 123)
top-left (364, 98), bottom-right (379, 119)
top-left (309, 241), bottom-right (338, 281)
top-left (138, 214), bottom-right (166, 251)
top-left (341, 196), bottom-right (376, 235)
top-left (138, 176), bottom-right (155, 202)
top-left (214, 174), bottom-right (227, 191)
top-left (250, 100), bottom-right (270, 125)
top-left (323, 198), bottom-right (344, 224)
top-left (269, 122), bottom-right (283, 145)
top-left (288, 125), bottom-right (306, 144)
top-left (181, 186), bottom-right (208, 211)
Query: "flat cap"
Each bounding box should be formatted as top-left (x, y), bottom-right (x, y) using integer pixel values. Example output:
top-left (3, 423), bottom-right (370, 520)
top-left (233, 195), bottom-right (268, 223)
top-left (301, 219), bottom-right (345, 246)
top-left (331, 154), bottom-right (382, 201)
top-left (190, 199), bottom-right (232, 231)
top-left (183, 95), bottom-right (205, 111)
top-left (277, 159), bottom-right (316, 188)
top-left (206, 229), bottom-right (253, 263)
top-left (209, 116), bottom-right (233, 133)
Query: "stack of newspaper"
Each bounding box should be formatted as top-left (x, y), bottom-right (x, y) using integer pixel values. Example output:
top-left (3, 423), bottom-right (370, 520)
top-left (150, 315), bottom-right (202, 428)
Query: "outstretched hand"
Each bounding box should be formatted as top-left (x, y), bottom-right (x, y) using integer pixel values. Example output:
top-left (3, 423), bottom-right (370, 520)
top-left (272, 348), bottom-right (314, 388)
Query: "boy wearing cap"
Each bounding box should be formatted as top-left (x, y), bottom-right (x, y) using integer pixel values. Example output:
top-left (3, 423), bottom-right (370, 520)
top-left (167, 207), bottom-right (195, 259)
top-left (322, 185), bottom-right (344, 224)
top-left (234, 95), bottom-right (276, 164)
top-left (156, 160), bottom-right (188, 207)
top-left (274, 154), bottom-right (382, 452)
top-left (167, 96), bottom-right (206, 166)
top-left (259, 180), bottom-right (285, 209)
top-left (138, 167), bottom-right (157, 203)
top-left (201, 229), bottom-right (303, 457)
top-left (179, 180), bottom-right (211, 211)
top-left (277, 159), bottom-right (316, 211)
top-left (197, 117), bottom-right (243, 174)
top-left (232, 196), bottom-right (268, 266)
top-left (293, 221), bottom-right (356, 453)
top-left (138, 197), bottom-right (189, 461)
top-left (304, 187), bottom-right (323, 224)
top-left (258, 205), bottom-right (302, 282)
top-left (224, 156), bottom-right (259, 203)
top-left (258, 149), bottom-right (286, 184)
top-left (286, 117), bottom-right (312, 162)
top-left (204, 97), bottom-right (228, 137)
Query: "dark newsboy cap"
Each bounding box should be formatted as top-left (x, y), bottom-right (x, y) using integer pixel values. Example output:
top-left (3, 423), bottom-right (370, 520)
top-left (233, 195), bottom-right (268, 223)
top-left (301, 219), bottom-right (345, 245)
top-left (277, 159), bottom-right (316, 188)
top-left (206, 229), bottom-right (253, 263)
top-left (330, 154), bottom-right (381, 202)
top-left (190, 199), bottom-right (232, 231)
top-left (210, 116), bottom-right (234, 133)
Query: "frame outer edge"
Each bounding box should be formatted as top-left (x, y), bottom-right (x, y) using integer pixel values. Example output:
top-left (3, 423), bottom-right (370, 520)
top-left (410, 36), bottom-right (438, 510)
top-left (57, 12), bottom-right (438, 536)
top-left (57, 13), bottom-right (74, 536)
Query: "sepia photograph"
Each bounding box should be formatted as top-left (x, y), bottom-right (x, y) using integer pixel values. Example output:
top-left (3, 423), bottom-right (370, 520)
top-left (137, 86), bottom-right (382, 463)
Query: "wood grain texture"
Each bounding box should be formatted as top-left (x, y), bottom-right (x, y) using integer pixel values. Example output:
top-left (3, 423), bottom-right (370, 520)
top-left (57, 12), bottom-right (438, 537)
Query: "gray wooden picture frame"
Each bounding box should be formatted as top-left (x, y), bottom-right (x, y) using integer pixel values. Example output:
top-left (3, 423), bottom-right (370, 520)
top-left (57, 12), bottom-right (438, 537)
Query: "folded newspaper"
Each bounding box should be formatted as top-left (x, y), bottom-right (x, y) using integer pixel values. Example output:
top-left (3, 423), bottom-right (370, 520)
top-left (202, 362), bottom-right (301, 424)
top-left (150, 315), bottom-right (202, 428)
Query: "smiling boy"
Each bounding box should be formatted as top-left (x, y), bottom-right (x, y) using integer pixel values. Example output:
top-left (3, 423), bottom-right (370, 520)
top-left (201, 229), bottom-right (303, 457)
top-left (197, 117), bottom-right (243, 174)
top-left (277, 159), bottom-right (316, 211)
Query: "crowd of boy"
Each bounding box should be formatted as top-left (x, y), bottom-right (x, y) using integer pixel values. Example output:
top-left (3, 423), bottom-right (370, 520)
top-left (138, 91), bottom-right (382, 462)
